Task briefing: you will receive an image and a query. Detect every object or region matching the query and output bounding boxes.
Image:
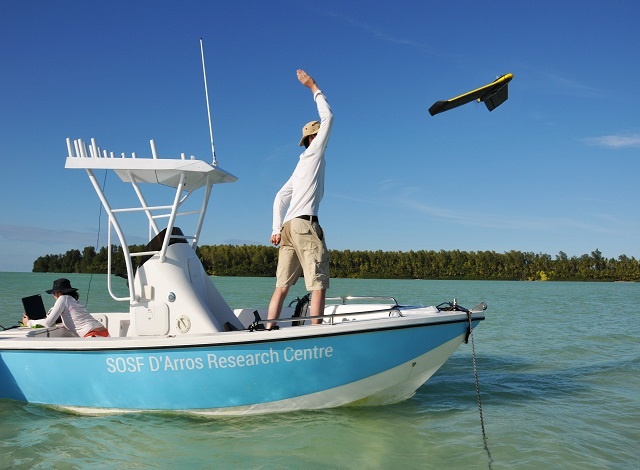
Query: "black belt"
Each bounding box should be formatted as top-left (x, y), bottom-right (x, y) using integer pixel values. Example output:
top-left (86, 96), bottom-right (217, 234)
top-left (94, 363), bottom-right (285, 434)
top-left (296, 215), bottom-right (319, 223)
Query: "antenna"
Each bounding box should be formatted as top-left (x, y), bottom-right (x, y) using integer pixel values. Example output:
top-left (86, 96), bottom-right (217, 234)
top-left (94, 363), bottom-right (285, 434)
top-left (200, 38), bottom-right (217, 166)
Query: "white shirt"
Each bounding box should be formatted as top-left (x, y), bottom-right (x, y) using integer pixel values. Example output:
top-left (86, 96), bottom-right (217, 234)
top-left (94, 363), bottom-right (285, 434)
top-left (272, 89), bottom-right (333, 235)
top-left (28, 295), bottom-right (103, 337)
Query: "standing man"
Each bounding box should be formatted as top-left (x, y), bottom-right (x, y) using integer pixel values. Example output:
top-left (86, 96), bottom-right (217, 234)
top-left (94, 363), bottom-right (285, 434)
top-left (267, 69), bottom-right (333, 329)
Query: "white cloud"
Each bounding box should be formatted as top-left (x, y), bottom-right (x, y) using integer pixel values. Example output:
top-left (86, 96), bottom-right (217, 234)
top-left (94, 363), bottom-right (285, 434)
top-left (0, 224), bottom-right (148, 246)
top-left (323, 10), bottom-right (436, 54)
top-left (0, 224), bottom-right (96, 246)
top-left (392, 190), bottom-right (629, 237)
top-left (584, 133), bottom-right (640, 149)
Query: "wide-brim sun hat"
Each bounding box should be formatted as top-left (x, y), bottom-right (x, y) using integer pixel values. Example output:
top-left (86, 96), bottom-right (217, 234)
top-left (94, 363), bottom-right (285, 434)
top-left (46, 278), bottom-right (79, 294)
top-left (299, 120), bottom-right (321, 146)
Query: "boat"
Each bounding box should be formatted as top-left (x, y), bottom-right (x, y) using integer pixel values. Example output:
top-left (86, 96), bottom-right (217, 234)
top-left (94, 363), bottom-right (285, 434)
top-left (0, 137), bottom-right (486, 415)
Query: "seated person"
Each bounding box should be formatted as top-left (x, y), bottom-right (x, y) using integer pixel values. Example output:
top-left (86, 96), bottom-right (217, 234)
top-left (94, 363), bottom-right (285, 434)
top-left (22, 278), bottom-right (109, 337)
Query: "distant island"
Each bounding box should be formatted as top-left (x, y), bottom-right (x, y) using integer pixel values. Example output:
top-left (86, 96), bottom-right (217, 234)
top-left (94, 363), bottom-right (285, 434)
top-left (32, 245), bottom-right (639, 282)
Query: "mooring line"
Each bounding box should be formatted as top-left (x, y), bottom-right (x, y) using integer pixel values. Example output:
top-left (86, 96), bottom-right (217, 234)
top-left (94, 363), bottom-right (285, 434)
top-left (86, 169), bottom-right (108, 309)
top-left (468, 313), bottom-right (494, 470)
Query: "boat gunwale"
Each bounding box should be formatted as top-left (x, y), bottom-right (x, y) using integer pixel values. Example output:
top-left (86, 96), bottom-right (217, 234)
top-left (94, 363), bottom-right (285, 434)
top-left (0, 312), bottom-right (484, 352)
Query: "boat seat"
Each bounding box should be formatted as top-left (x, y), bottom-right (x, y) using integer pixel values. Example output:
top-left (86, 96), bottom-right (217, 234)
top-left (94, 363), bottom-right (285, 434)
top-left (92, 313), bottom-right (108, 328)
top-left (138, 227), bottom-right (188, 267)
top-left (26, 326), bottom-right (77, 338)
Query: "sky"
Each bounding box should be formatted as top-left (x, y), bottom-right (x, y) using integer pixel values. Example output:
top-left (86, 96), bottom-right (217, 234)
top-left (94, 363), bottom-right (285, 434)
top-left (1, 0), bottom-right (639, 272)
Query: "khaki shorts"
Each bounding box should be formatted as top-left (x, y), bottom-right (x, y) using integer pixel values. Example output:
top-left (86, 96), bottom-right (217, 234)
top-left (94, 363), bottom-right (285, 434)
top-left (276, 218), bottom-right (330, 290)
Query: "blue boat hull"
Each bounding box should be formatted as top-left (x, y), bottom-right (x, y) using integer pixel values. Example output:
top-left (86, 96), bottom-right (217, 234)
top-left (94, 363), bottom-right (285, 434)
top-left (0, 319), bottom-right (480, 414)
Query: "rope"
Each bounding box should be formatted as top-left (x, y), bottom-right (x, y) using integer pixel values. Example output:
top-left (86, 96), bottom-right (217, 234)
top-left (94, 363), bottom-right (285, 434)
top-left (85, 170), bottom-right (108, 308)
top-left (467, 312), bottom-right (494, 469)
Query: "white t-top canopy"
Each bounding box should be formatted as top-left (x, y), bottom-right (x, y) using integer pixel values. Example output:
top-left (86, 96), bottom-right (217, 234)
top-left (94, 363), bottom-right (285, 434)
top-left (65, 137), bottom-right (237, 191)
top-left (65, 156), bottom-right (237, 191)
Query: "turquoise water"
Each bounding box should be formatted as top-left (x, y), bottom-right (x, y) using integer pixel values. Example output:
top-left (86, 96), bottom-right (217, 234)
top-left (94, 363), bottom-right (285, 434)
top-left (1, 273), bottom-right (639, 469)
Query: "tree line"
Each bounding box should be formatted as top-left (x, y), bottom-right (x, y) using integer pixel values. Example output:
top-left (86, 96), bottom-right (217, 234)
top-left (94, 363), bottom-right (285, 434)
top-left (32, 245), bottom-right (640, 282)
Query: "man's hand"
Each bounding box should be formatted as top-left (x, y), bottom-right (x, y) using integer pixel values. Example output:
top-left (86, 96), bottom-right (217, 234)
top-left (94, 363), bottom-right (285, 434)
top-left (270, 233), bottom-right (281, 246)
top-left (297, 69), bottom-right (319, 93)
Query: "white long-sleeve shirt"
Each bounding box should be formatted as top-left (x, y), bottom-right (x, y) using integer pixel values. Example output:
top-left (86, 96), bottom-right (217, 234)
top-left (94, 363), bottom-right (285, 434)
top-left (272, 89), bottom-right (333, 235)
top-left (28, 295), bottom-right (103, 337)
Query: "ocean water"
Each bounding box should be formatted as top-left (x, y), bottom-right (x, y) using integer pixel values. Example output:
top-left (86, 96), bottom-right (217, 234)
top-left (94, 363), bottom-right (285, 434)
top-left (1, 272), bottom-right (638, 469)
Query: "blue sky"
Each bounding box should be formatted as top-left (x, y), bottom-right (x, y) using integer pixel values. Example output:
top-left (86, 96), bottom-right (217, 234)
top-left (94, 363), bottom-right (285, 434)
top-left (1, 0), bottom-right (639, 272)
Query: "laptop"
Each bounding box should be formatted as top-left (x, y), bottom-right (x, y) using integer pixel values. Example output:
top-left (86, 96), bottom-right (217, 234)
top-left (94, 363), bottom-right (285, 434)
top-left (21, 294), bottom-right (48, 320)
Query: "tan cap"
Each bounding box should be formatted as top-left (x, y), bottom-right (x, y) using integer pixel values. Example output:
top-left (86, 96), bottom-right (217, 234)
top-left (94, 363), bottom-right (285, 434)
top-left (299, 120), bottom-right (320, 146)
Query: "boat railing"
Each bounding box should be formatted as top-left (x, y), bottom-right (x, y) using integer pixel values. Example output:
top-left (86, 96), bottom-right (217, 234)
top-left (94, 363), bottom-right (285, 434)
top-left (104, 179), bottom-right (201, 301)
top-left (325, 295), bottom-right (399, 305)
top-left (263, 298), bottom-right (478, 328)
top-left (65, 137), bottom-right (237, 303)
top-left (260, 298), bottom-right (403, 329)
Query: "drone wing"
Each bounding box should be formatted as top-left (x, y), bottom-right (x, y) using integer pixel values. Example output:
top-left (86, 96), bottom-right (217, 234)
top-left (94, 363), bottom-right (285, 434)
top-left (428, 73), bottom-right (513, 116)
